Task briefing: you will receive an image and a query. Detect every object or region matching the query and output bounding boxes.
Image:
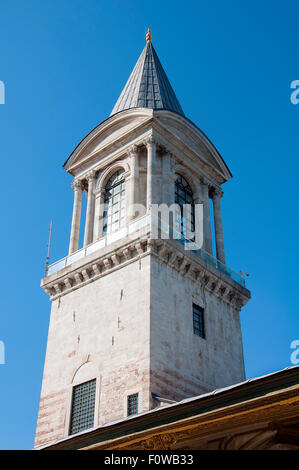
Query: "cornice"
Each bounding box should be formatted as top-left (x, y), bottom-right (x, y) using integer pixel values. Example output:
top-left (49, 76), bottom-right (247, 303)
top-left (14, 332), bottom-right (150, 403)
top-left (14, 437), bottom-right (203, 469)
top-left (151, 120), bottom-right (228, 184)
top-left (42, 238), bottom-right (149, 301)
top-left (72, 132), bottom-right (153, 182)
top-left (42, 234), bottom-right (250, 310)
top-left (65, 109), bottom-right (230, 186)
top-left (150, 238), bottom-right (250, 310)
top-left (66, 114), bottom-right (154, 175)
top-left (153, 109), bottom-right (232, 179)
top-left (150, 126), bottom-right (222, 188)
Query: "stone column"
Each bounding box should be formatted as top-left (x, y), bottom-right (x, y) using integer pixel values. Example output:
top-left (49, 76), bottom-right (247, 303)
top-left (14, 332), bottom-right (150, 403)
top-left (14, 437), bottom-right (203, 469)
top-left (127, 145), bottom-right (139, 221)
top-left (146, 137), bottom-right (156, 212)
top-left (83, 171), bottom-right (96, 247)
top-left (69, 179), bottom-right (83, 255)
top-left (202, 179), bottom-right (213, 255)
top-left (212, 189), bottom-right (225, 264)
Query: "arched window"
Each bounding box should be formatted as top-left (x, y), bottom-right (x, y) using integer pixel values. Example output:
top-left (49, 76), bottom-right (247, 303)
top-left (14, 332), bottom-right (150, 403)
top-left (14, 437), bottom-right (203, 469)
top-left (175, 174), bottom-right (195, 239)
top-left (103, 170), bottom-right (126, 234)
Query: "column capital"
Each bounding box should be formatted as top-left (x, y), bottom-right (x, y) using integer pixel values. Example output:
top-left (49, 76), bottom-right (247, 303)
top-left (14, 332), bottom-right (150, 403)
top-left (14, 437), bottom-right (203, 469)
top-left (201, 179), bottom-right (211, 193)
top-left (86, 169), bottom-right (96, 182)
top-left (158, 144), bottom-right (172, 157)
top-left (163, 149), bottom-right (173, 158)
top-left (193, 195), bottom-right (203, 204)
top-left (127, 144), bottom-right (138, 156)
top-left (211, 187), bottom-right (224, 199)
top-left (71, 179), bottom-right (83, 191)
top-left (144, 136), bottom-right (157, 147)
top-left (201, 176), bottom-right (210, 186)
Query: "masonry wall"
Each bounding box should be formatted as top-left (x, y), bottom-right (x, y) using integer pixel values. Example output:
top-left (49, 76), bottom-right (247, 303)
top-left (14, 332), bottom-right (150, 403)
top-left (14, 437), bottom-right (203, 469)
top-left (149, 256), bottom-right (245, 402)
top-left (35, 249), bottom-right (246, 448)
top-left (35, 255), bottom-right (151, 448)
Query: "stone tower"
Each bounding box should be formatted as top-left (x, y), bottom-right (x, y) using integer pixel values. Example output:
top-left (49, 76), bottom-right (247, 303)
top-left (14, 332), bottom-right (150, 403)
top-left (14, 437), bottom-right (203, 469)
top-left (35, 32), bottom-right (250, 448)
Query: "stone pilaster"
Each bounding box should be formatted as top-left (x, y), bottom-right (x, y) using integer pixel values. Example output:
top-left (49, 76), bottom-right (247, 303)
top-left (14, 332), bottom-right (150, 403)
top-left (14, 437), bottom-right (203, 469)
top-left (69, 179), bottom-right (83, 255)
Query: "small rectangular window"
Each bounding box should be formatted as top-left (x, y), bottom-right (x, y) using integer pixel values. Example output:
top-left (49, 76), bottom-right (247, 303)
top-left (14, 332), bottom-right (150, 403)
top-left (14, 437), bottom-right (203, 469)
top-left (127, 393), bottom-right (139, 416)
top-left (193, 304), bottom-right (205, 339)
top-left (69, 379), bottom-right (96, 435)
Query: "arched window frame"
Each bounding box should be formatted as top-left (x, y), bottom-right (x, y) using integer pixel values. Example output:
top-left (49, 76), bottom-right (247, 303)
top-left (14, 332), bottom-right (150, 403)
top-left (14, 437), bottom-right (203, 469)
top-left (102, 169), bottom-right (126, 235)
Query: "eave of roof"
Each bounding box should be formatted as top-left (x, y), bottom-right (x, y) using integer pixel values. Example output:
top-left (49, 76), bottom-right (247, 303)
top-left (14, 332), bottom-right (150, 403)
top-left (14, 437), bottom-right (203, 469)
top-left (36, 366), bottom-right (299, 450)
top-left (63, 108), bottom-right (232, 180)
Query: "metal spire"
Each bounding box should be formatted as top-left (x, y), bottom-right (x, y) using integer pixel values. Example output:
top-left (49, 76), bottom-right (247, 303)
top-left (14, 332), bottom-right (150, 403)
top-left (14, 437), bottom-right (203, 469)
top-left (146, 28), bottom-right (152, 43)
top-left (110, 33), bottom-right (184, 117)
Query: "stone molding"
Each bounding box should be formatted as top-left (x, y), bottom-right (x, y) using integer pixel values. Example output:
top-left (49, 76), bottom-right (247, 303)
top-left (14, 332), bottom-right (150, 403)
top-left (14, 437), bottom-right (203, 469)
top-left (72, 134), bottom-right (222, 199)
top-left (96, 160), bottom-right (130, 191)
top-left (65, 109), bottom-right (231, 183)
top-left (43, 239), bottom-right (149, 301)
top-left (42, 236), bottom-right (249, 310)
top-left (150, 239), bottom-right (249, 311)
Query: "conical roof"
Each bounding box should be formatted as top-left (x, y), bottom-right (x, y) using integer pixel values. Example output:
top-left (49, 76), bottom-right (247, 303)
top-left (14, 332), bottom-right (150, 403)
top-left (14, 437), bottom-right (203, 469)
top-left (110, 41), bottom-right (184, 117)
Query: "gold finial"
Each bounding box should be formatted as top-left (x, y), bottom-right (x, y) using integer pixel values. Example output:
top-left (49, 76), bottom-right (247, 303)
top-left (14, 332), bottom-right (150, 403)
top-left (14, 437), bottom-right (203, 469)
top-left (146, 28), bottom-right (152, 43)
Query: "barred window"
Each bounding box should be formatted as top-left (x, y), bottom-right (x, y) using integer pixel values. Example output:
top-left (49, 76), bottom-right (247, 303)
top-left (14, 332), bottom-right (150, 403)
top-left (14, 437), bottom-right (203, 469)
top-left (69, 379), bottom-right (96, 435)
top-left (127, 393), bottom-right (139, 416)
top-left (175, 174), bottom-right (195, 240)
top-left (103, 170), bottom-right (126, 235)
top-left (193, 304), bottom-right (205, 339)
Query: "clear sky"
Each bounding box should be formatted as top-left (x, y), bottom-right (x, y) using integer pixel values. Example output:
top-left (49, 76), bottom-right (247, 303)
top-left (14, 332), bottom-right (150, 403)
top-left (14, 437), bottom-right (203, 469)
top-left (0, 0), bottom-right (298, 450)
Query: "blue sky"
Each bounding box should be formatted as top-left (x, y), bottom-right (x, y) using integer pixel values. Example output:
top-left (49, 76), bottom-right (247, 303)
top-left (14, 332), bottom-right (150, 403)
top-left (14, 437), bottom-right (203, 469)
top-left (0, 0), bottom-right (298, 449)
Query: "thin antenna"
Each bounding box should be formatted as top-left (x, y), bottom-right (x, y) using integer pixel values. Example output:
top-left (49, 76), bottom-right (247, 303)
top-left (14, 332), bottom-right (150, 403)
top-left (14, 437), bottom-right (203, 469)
top-left (45, 219), bottom-right (53, 276)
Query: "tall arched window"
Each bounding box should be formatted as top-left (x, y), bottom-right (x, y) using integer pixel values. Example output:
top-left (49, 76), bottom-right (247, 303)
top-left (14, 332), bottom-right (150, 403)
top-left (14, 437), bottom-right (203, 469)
top-left (103, 170), bottom-right (126, 234)
top-left (175, 174), bottom-right (195, 239)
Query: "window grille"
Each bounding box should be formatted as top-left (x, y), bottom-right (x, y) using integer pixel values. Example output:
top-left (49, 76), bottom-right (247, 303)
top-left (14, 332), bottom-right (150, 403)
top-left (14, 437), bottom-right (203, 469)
top-left (127, 393), bottom-right (139, 416)
top-left (69, 379), bottom-right (96, 435)
top-left (193, 304), bottom-right (205, 339)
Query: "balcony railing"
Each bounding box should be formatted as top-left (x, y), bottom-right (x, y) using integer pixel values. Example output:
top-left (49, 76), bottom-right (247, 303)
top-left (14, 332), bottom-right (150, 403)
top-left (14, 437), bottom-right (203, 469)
top-left (155, 217), bottom-right (245, 288)
top-left (46, 215), bottom-right (150, 276)
top-left (178, 238), bottom-right (245, 287)
top-left (46, 214), bottom-right (245, 288)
